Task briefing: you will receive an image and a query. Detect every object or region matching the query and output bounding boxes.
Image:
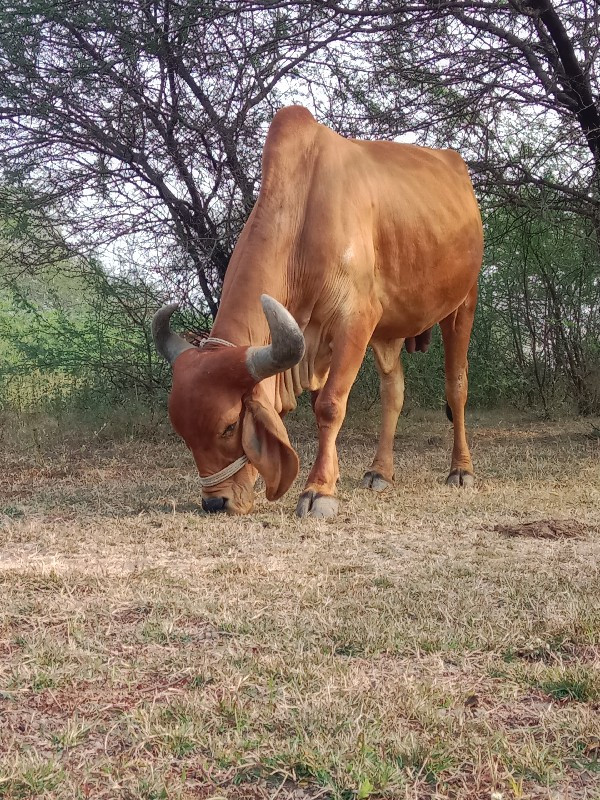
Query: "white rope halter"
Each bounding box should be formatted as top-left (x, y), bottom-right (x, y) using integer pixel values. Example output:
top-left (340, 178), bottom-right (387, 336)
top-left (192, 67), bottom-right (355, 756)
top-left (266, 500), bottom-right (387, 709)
top-left (199, 455), bottom-right (250, 488)
top-left (198, 336), bottom-right (237, 350)
top-left (195, 336), bottom-right (250, 489)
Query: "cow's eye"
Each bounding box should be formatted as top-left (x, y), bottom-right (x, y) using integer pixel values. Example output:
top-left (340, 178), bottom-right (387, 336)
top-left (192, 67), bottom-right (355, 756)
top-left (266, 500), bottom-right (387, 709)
top-left (221, 422), bottom-right (237, 438)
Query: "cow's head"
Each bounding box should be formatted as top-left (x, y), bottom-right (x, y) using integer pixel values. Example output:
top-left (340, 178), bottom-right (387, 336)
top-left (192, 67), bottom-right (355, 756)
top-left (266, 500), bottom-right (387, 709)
top-left (152, 296), bottom-right (305, 515)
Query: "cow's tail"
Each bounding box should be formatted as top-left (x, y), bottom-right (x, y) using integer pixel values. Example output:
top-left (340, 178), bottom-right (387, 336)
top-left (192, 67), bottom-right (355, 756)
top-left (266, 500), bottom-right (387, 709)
top-left (445, 401), bottom-right (453, 423)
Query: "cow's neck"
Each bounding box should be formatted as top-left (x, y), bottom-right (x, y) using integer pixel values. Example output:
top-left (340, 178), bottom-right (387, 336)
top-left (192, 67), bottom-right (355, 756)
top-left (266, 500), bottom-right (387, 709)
top-left (210, 247), bottom-right (301, 413)
top-left (212, 291), bottom-right (287, 349)
top-left (209, 184), bottom-right (309, 413)
top-left (210, 211), bottom-right (295, 348)
top-left (210, 268), bottom-right (295, 414)
top-left (210, 282), bottom-right (280, 347)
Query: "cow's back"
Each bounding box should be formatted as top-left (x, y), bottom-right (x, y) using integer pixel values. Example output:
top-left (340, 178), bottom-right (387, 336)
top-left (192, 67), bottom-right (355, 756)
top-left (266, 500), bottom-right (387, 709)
top-left (346, 139), bottom-right (483, 336)
top-left (261, 119), bottom-right (483, 340)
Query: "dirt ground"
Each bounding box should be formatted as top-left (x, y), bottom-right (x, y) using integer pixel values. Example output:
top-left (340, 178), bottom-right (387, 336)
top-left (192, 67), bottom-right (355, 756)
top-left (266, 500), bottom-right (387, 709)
top-left (1, 410), bottom-right (599, 799)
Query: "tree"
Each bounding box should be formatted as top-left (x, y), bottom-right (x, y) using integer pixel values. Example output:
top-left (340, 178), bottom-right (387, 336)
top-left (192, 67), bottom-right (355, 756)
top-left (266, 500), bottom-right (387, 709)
top-left (273, 0), bottom-right (600, 229)
top-left (1, 0), bottom-right (599, 412)
top-left (0, 0), bottom-right (378, 313)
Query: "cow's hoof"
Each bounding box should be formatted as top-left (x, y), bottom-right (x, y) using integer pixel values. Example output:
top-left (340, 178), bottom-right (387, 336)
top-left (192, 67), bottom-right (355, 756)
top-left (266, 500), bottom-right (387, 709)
top-left (359, 471), bottom-right (391, 492)
top-left (446, 469), bottom-right (475, 488)
top-left (295, 490), bottom-right (339, 518)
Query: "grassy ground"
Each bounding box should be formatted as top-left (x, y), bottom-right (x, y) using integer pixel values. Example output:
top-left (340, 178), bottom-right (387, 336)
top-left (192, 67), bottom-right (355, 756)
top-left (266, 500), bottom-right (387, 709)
top-left (1, 409), bottom-right (599, 799)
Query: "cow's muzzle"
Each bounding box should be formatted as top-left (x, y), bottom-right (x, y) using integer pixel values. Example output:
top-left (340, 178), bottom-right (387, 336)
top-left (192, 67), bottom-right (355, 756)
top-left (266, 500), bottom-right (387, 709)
top-left (202, 496), bottom-right (227, 513)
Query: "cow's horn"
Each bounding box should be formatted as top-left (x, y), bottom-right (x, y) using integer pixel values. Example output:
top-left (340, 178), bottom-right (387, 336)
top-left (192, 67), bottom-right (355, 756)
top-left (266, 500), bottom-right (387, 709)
top-left (152, 303), bottom-right (195, 366)
top-left (246, 295), bottom-right (305, 381)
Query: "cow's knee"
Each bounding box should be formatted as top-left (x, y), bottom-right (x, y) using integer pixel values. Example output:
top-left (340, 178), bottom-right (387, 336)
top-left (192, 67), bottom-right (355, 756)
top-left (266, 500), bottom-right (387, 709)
top-left (314, 393), bottom-right (345, 429)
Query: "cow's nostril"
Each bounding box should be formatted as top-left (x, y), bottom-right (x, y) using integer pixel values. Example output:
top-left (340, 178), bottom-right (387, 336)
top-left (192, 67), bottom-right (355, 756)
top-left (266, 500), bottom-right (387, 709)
top-left (202, 496), bottom-right (227, 513)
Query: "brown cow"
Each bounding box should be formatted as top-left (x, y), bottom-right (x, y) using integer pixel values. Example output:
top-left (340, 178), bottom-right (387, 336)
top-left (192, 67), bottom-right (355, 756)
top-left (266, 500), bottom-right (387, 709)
top-left (153, 106), bottom-right (483, 517)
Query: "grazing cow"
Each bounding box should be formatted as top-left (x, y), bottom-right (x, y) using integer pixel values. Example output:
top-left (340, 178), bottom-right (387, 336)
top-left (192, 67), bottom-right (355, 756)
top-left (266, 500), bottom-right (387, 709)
top-left (153, 106), bottom-right (483, 517)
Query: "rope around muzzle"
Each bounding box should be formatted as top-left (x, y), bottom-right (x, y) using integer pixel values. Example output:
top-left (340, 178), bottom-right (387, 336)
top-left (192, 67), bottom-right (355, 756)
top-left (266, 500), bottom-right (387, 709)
top-left (199, 454), bottom-right (250, 488)
top-left (195, 336), bottom-right (249, 490)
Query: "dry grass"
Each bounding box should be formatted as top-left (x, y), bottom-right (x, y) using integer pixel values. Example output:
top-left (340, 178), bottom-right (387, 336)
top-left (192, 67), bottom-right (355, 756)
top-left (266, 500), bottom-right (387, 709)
top-left (1, 409), bottom-right (599, 799)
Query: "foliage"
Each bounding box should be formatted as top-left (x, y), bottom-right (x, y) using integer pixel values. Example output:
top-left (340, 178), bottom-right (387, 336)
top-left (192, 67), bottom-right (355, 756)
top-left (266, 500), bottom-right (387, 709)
top-left (482, 202), bottom-right (600, 414)
top-left (0, 257), bottom-right (171, 412)
top-left (0, 0), bottom-right (599, 415)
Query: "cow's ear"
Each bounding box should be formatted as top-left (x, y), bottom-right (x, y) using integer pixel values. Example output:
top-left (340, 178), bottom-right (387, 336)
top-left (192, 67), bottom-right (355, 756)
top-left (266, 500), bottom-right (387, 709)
top-left (242, 394), bottom-right (299, 501)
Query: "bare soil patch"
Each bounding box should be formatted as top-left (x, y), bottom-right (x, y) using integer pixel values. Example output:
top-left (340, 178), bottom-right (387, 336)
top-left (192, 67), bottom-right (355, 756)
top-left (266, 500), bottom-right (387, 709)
top-left (491, 518), bottom-right (593, 539)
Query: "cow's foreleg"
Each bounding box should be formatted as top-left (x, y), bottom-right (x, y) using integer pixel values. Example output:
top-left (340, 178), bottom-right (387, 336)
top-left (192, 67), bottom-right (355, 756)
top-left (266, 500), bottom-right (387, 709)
top-left (440, 283), bottom-right (478, 487)
top-left (296, 315), bottom-right (378, 518)
top-left (360, 338), bottom-right (405, 491)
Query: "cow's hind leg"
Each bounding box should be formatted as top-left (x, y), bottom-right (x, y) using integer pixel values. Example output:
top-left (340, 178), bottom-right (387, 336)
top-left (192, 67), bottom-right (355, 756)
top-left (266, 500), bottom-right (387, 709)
top-left (439, 283), bottom-right (478, 487)
top-left (296, 308), bottom-right (379, 518)
top-left (360, 338), bottom-right (404, 491)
